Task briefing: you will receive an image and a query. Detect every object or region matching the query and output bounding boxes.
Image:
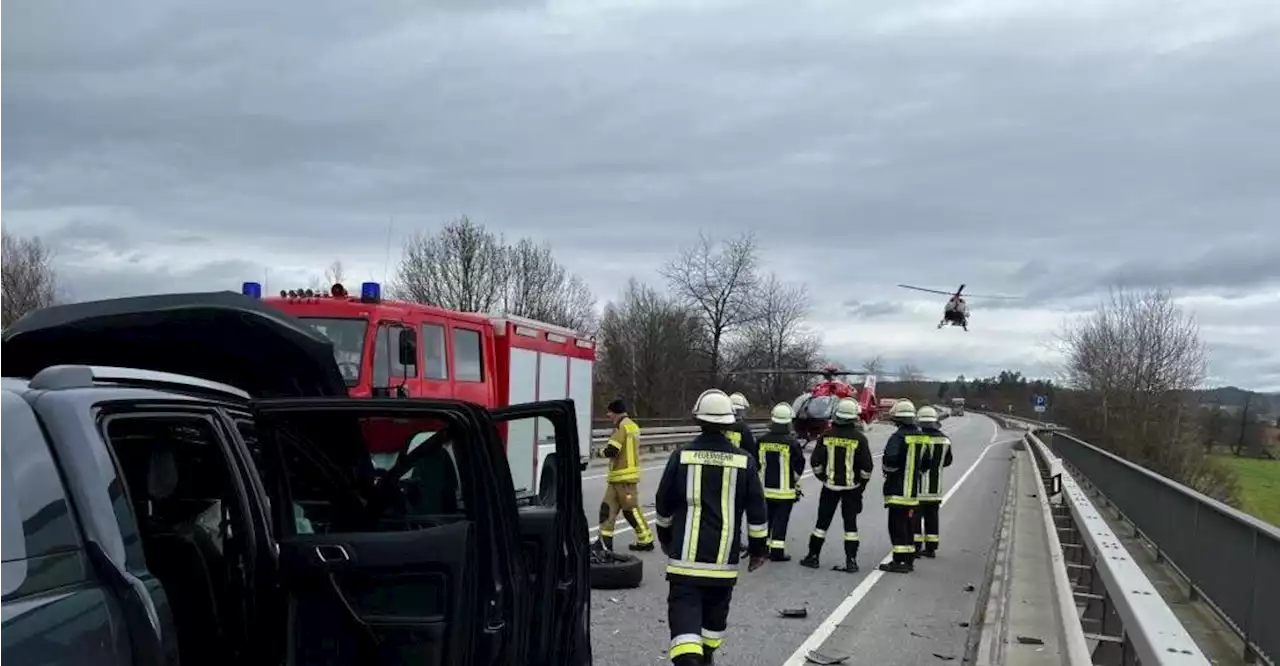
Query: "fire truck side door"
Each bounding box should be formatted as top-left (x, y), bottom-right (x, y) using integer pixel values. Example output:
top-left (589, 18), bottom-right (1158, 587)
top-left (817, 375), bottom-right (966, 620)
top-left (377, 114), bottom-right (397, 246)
top-left (489, 400), bottom-right (592, 666)
top-left (248, 398), bottom-right (525, 666)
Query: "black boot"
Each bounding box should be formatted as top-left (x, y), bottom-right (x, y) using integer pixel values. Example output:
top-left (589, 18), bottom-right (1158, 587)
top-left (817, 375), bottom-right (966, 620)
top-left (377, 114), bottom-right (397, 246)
top-left (770, 549), bottom-right (791, 562)
top-left (878, 561), bottom-right (911, 573)
top-left (629, 540), bottom-right (655, 551)
top-left (799, 552), bottom-right (821, 569)
top-left (833, 557), bottom-right (859, 573)
top-left (833, 541), bottom-right (859, 572)
top-left (704, 646), bottom-right (716, 665)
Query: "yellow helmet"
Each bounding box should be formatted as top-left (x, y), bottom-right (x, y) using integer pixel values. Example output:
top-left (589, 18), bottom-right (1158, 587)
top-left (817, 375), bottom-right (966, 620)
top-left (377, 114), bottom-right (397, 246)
top-left (693, 389), bottom-right (737, 425)
top-left (890, 399), bottom-right (917, 420)
top-left (770, 403), bottom-right (794, 424)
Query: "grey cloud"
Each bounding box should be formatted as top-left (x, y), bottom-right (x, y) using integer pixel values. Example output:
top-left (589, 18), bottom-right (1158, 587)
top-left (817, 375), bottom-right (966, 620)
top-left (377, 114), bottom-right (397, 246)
top-left (4, 0), bottom-right (1280, 388)
top-left (842, 299), bottom-right (907, 318)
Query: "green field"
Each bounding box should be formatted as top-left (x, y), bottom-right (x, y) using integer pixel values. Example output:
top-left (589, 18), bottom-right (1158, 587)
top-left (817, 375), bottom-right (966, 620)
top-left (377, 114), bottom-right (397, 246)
top-left (1212, 455), bottom-right (1280, 527)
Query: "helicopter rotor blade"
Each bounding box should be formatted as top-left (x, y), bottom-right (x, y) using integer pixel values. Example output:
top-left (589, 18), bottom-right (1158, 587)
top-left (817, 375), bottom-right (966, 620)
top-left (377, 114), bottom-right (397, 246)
top-left (954, 284), bottom-right (965, 298)
top-left (898, 284), bottom-right (955, 296)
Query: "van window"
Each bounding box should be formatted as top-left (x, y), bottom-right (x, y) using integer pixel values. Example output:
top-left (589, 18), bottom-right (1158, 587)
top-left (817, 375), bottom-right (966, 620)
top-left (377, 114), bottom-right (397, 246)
top-left (372, 324), bottom-right (415, 387)
top-left (421, 323), bottom-right (448, 380)
top-left (2, 392), bottom-right (83, 596)
top-left (453, 328), bottom-right (484, 382)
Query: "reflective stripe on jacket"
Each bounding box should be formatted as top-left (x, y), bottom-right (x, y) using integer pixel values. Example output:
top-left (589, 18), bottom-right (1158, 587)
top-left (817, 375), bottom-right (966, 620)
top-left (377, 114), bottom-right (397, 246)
top-left (605, 417), bottom-right (642, 483)
top-left (756, 425), bottom-right (805, 500)
top-left (918, 427), bottom-right (953, 501)
top-left (653, 433), bottom-right (769, 586)
top-left (882, 425), bottom-right (932, 506)
top-left (810, 423), bottom-right (874, 491)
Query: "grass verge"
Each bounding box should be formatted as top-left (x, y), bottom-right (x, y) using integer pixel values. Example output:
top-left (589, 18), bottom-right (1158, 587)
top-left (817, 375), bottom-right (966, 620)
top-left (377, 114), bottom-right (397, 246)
top-left (1211, 454), bottom-right (1280, 527)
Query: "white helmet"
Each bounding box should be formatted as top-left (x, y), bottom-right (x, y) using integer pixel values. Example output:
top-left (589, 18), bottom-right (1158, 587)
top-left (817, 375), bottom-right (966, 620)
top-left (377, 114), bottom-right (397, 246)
top-left (890, 399), bottom-right (917, 421)
top-left (917, 405), bottom-right (939, 423)
top-left (833, 398), bottom-right (861, 423)
top-left (693, 389), bottom-right (737, 425)
top-left (729, 392), bottom-right (749, 413)
top-left (770, 403), bottom-right (794, 424)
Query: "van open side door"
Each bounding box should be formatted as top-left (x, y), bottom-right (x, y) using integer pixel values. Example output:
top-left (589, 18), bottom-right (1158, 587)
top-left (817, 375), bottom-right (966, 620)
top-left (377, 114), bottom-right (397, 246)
top-left (249, 398), bottom-right (525, 666)
top-left (489, 400), bottom-right (592, 666)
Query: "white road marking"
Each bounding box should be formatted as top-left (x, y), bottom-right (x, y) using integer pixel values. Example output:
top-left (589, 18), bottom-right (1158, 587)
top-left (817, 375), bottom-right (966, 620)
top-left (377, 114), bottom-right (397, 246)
top-left (779, 420), bottom-right (1006, 666)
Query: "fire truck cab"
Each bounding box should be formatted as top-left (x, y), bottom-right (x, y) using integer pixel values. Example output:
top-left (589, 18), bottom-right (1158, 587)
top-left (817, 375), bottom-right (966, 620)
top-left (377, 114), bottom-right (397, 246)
top-left (243, 281), bottom-right (596, 499)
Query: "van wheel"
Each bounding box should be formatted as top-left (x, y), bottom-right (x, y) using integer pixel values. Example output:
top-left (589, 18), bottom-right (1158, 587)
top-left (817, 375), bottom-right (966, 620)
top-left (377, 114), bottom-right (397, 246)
top-left (538, 457), bottom-right (558, 506)
top-left (589, 552), bottom-right (644, 590)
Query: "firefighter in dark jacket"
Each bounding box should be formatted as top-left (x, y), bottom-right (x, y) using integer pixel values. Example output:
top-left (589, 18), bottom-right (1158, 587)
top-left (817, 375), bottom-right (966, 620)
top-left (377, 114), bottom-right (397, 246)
top-left (879, 399), bottom-right (933, 574)
top-left (655, 389), bottom-right (769, 665)
top-left (800, 398), bottom-right (875, 573)
top-left (914, 405), bottom-right (952, 557)
top-left (756, 403), bottom-right (806, 561)
top-left (728, 391), bottom-right (758, 554)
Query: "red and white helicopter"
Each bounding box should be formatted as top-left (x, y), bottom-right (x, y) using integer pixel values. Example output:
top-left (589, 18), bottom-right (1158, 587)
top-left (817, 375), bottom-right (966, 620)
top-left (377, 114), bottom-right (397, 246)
top-left (897, 283), bottom-right (1019, 331)
top-left (728, 364), bottom-right (882, 441)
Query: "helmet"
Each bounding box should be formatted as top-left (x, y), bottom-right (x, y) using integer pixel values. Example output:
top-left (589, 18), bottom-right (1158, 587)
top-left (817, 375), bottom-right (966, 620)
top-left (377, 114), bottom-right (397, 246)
top-left (770, 403), bottom-right (794, 424)
top-left (917, 405), bottom-right (939, 424)
top-left (693, 389), bottom-right (737, 425)
top-left (833, 398), bottom-right (861, 423)
top-left (890, 399), bottom-right (917, 421)
top-left (729, 392), bottom-right (749, 413)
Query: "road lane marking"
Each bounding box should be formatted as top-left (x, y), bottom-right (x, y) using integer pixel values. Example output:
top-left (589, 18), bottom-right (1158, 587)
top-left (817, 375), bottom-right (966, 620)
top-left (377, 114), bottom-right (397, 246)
top-left (779, 420), bottom-right (1006, 666)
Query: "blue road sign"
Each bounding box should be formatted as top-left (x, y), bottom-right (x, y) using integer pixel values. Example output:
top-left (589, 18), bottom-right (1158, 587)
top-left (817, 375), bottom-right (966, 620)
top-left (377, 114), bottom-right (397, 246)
top-left (1034, 395), bottom-right (1047, 407)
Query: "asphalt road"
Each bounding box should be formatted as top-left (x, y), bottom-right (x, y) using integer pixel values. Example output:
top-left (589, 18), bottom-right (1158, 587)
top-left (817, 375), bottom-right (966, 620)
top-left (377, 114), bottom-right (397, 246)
top-left (581, 414), bottom-right (1023, 666)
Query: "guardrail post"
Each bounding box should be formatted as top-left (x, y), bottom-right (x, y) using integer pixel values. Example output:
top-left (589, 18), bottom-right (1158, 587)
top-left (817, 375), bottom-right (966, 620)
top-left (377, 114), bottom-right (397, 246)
top-left (1188, 501), bottom-right (1201, 603)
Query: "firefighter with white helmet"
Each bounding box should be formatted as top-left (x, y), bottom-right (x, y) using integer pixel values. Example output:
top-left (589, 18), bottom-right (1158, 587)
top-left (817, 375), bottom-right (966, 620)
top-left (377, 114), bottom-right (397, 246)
top-left (726, 391), bottom-right (758, 554)
top-left (879, 399), bottom-right (933, 573)
top-left (913, 405), bottom-right (953, 557)
top-left (655, 389), bottom-right (769, 665)
top-left (799, 397), bottom-right (874, 572)
top-left (755, 403), bottom-right (807, 561)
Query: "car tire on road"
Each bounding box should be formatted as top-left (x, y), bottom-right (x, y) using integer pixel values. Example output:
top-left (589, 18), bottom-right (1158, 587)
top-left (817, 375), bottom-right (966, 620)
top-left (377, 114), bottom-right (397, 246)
top-left (589, 552), bottom-right (644, 590)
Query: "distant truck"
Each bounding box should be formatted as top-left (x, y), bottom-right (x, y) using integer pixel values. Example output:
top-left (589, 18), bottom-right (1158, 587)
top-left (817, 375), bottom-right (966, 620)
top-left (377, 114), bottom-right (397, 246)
top-left (951, 397), bottom-right (966, 415)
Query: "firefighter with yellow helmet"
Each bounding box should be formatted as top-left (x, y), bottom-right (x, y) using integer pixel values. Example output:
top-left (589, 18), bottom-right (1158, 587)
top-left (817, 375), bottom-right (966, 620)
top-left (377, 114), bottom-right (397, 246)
top-left (799, 397), bottom-right (874, 572)
top-left (655, 389), bottom-right (769, 666)
top-left (755, 403), bottom-right (806, 561)
top-left (879, 399), bottom-right (933, 573)
top-left (914, 405), bottom-right (953, 557)
top-left (594, 398), bottom-right (656, 552)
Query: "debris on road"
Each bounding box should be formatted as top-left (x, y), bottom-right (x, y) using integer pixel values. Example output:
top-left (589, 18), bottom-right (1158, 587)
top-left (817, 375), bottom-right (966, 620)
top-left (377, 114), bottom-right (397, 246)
top-left (1016, 635), bottom-right (1045, 645)
top-left (804, 649), bottom-right (850, 664)
top-left (962, 584), bottom-right (976, 592)
top-left (778, 607), bottom-right (809, 618)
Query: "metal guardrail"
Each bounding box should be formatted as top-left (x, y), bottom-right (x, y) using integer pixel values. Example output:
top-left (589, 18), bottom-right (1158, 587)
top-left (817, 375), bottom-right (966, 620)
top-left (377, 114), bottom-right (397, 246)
top-left (587, 422), bottom-right (771, 458)
top-left (986, 411), bottom-right (1279, 665)
top-left (1024, 429), bottom-right (1208, 665)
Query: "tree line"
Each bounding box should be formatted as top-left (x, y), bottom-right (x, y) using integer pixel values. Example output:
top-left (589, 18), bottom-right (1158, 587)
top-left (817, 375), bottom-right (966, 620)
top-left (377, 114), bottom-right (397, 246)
top-left (2, 231), bottom-right (60, 328)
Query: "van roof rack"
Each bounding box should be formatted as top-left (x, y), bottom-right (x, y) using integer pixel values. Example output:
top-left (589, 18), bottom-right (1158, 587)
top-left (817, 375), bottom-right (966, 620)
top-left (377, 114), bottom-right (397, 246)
top-left (28, 365), bottom-right (251, 400)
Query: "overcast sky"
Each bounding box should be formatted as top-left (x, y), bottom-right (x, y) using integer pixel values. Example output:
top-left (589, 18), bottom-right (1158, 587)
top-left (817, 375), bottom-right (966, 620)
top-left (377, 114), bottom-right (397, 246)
top-left (4, 0), bottom-right (1279, 390)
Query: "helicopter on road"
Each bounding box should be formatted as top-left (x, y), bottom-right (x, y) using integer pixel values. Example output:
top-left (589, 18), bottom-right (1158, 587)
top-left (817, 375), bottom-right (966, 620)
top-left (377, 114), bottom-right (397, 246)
top-left (725, 364), bottom-right (888, 440)
top-left (897, 283), bottom-right (1019, 331)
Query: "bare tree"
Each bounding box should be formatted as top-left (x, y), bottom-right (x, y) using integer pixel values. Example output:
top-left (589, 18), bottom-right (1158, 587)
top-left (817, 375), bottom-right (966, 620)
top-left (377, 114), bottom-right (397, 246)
top-left (2, 232), bottom-right (60, 327)
top-left (895, 363), bottom-right (926, 404)
top-left (596, 279), bottom-right (708, 417)
top-left (661, 232), bottom-right (759, 381)
top-left (324, 260), bottom-right (346, 286)
top-left (1059, 287), bottom-right (1232, 499)
top-left (502, 238), bottom-right (597, 332)
top-left (720, 273), bottom-right (822, 403)
top-left (861, 355), bottom-right (886, 376)
top-left (395, 216), bottom-right (509, 312)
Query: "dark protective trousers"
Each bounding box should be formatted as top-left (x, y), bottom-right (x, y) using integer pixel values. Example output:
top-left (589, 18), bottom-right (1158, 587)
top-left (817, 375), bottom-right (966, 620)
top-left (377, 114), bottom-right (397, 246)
top-left (765, 499), bottom-right (794, 557)
top-left (668, 583), bottom-right (734, 665)
top-left (915, 500), bottom-right (941, 553)
top-left (807, 487), bottom-right (862, 560)
top-left (887, 505), bottom-right (916, 565)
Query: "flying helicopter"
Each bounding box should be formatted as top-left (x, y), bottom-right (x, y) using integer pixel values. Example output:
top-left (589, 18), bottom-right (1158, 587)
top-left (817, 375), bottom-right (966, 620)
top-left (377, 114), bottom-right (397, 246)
top-left (897, 283), bottom-right (1019, 331)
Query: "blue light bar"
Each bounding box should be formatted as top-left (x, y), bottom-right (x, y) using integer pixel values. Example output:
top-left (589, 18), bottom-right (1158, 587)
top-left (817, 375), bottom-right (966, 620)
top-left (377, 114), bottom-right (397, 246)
top-left (241, 281), bottom-right (263, 299)
top-left (361, 281), bottom-right (381, 303)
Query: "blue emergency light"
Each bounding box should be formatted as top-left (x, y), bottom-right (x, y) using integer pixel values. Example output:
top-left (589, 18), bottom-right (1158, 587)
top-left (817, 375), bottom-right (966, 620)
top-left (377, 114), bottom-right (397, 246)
top-left (361, 281), bottom-right (381, 303)
top-left (241, 281), bottom-right (263, 299)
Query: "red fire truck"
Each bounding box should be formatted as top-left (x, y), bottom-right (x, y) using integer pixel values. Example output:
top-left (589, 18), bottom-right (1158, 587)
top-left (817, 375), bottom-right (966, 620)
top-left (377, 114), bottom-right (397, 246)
top-left (241, 280), bottom-right (596, 498)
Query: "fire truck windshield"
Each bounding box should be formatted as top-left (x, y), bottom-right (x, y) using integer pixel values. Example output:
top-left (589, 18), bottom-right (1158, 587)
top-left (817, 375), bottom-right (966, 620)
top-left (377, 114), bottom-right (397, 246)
top-left (299, 317), bottom-right (367, 384)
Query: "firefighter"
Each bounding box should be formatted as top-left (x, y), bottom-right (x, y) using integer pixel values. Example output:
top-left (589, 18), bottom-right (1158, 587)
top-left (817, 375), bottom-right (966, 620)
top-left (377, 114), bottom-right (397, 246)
top-left (756, 403), bottom-right (806, 561)
top-left (879, 399), bottom-right (932, 573)
top-left (655, 389), bottom-right (769, 666)
top-left (914, 405), bottom-right (952, 557)
top-left (595, 399), bottom-right (656, 552)
top-left (799, 398), bottom-right (874, 573)
top-left (726, 392), bottom-right (758, 462)
top-left (727, 392), bottom-right (758, 554)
